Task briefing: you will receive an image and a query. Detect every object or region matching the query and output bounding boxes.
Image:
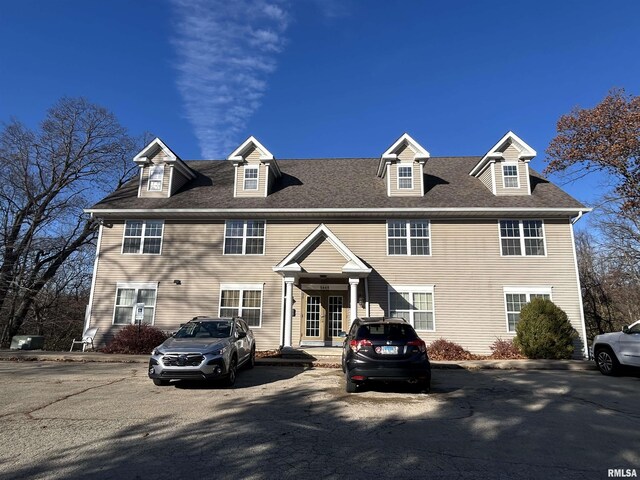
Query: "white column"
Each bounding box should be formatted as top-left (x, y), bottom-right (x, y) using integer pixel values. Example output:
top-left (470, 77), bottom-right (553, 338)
top-left (349, 278), bottom-right (360, 323)
top-left (284, 277), bottom-right (295, 348)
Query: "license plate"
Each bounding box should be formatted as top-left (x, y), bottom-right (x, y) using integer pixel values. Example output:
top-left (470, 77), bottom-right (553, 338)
top-left (377, 346), bottom-right (398, 355)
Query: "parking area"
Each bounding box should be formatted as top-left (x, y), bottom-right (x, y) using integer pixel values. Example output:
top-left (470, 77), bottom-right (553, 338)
top-left (0, 361), bottom-right (638, 479)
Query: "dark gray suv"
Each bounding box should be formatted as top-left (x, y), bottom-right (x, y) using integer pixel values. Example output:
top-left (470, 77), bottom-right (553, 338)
top-left (341, 317), bottom-right (431, 393)
top-left (148, 317), bottom-right (256, 386)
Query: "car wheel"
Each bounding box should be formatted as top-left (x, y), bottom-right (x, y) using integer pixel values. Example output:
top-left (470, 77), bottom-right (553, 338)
top-left (246, 346), bottom-right (256, 370)
top-left (153, 378), bottom-right (170, 386)
top-left (345, 373), bottom-right (358, 393)
top-left (415, 380), bottom-right (430, 394)
top-left (225, 356), bottom-right (238, 387)
top-left (595, 347), bottom-right (620, 376)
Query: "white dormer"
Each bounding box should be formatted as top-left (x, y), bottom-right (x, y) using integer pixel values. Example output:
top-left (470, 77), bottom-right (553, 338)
top-left (470, 131), bottom-right (536, 196)
top-left (227, 136), bottom-right (281, 198)
top-left (377, 133), bottom-right (430, 197)
top-left (133, 138), bottom-right (195, 198)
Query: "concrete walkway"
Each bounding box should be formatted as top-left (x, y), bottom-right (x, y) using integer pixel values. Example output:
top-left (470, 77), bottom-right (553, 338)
top-left (0, 349), bottom-right (595, 371)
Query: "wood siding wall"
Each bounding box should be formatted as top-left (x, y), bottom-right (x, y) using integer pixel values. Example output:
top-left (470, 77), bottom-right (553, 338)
top-left (494, 144), bottom-right (530, 196)
top-left (235, 147), bottom-right (268, 197)
top-left (387, 144), bottom-right (423, 196)
top-left (139, 149), bottom-right (171, 198)
top-left (89, 217), bottom-right (585, 356)
top-left (478, 164), bottom-right (494, 192)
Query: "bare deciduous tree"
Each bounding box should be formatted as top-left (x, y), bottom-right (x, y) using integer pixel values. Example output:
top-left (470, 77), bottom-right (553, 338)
top-left (0, 97), bottom-right (139, 346)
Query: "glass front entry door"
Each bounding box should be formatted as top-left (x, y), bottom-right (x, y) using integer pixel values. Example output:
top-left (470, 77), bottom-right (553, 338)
top-left (302, 292), bottom-right (347, 343)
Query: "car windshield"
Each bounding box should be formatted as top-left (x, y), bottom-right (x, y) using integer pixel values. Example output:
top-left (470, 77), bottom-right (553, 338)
top-left (174, 321), bottom-right (232, 339)
top-left (356, 323), bottom-right (418, 341)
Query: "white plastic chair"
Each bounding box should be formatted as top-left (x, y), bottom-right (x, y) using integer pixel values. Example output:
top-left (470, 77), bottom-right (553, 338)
top-left (70, 327), bottom-right (99, 352)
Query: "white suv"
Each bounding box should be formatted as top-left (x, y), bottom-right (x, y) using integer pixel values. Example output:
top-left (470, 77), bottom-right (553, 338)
top-left (592, 320), bottom-right (640, 375)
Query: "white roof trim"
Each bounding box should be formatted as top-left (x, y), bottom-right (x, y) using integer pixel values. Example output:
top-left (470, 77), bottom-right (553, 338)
top-left (273, 223), bottom-right (371, 274)
top-left (378, 133), bottom-right (430, 177)
top-left (134, 138), bottom-right (179, 164)
top-left (470, 131), bottom-right (537, 176)
top-left (86, 207), bottom-right (592, 215)
top-left (227, 135), bottom-right (274, 162)
top-left (132, 137), bottom-right (195, 180)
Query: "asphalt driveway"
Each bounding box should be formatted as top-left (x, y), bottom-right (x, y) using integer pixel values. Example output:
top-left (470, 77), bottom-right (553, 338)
top-left (0, 362), bottom-right (638, 479)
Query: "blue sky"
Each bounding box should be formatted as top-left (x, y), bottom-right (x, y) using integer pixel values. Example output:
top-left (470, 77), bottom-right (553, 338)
top-left (1, 0), bottom-right (639, 213)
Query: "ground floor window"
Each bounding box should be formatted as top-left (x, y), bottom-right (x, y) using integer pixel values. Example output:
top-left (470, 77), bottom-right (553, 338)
top-left (113, 282), bottom-right (157, 325)
top-left (388, 285), bottom-right (435, 331)
top-left (504, 287), bottom-right (552, 332)
top-left (219, 283), bottom-right (263, 327)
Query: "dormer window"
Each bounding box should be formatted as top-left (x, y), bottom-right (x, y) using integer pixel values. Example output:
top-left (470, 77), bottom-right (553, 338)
top-left (244, 166), bottom-right (259, 190)
top-left (148, 164), bottom-right (164, 191)
top-left (503, 164), bottom-right (519, 188)
top-left (398, 166), bottom-right (413, 189)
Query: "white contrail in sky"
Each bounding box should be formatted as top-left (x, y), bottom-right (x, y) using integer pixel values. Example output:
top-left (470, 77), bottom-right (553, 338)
top-left (170, 0), bottom-right (290, 158)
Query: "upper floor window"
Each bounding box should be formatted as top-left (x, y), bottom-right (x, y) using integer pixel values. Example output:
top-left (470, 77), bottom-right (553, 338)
top-left (502, 164), bottom-right (519, 188)
top-left (122, 220), bottom-right (164, 255)
top-left (499, 220), bottom-right (545, 256)
top-left (113, 282), bottom-right (157, 325)
top-left (398, 165), bottom-right (413, 189)
top-left (387, 220), bottom-right (430, 255)
top-left (148, 164), bottom-right (164, 191)
top-left (244, 166), bottom-right (258, 190)
top-left (224, 220), bottom-right (265, 255)
top-left (504, 288), bottom-right (551, 332)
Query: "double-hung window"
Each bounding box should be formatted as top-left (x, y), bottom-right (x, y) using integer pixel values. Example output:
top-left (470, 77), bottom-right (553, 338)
top-left (148, 164), bottom-right (164, 191)
top-left (388, 286), bottom-right (435, 331)
top-left (499, 220), bottom-right (545, 256)
top-left (224, 220), bottom-right (265, 255)
top-left (398, 165), bottom-right (413, 189)
top-left (244, 166), bottom-right (258, 190)
top-left (113, 282), bottom-right (157, 325)
top-left (122, 220), bottom-right (164, 254)
top-left (387, 220), bottom-right (430, 255)
top-left (502, 164), bottom-right (519, 188)
top-left (219, 284), bottom-right (263, 327)
top-left (504, 287), bottom-right (552, 332)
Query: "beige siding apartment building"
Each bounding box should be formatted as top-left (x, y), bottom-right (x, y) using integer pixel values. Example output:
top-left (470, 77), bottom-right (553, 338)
top-left (85, 132), bottom-right (590, 356)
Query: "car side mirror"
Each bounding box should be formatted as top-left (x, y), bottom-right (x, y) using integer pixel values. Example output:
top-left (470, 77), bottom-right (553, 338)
top-left (338, 331), bottom-right (347, 338)
top-left (237, 331), bottom-right (247, 339)
top-left (623, 326), bottom-right (630, 334)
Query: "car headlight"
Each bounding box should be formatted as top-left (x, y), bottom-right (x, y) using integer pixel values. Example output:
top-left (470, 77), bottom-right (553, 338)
top-left (205, 346), bottom-right (227, 356)
top-left (152, 347), bottom-right (164, 356)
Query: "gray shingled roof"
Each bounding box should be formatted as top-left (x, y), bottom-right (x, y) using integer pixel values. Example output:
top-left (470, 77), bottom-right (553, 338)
top-left (89, 157), bottom-right (585, 213)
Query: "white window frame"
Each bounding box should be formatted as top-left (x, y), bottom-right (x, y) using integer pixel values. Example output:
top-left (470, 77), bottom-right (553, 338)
top-left (219, 283), bottom-right (264, 328)
top-left (503, 286), bottom-right (552, 333)
top-left (386, 220), bottom-right (431, 256)
top-left (121, 220), bottom-right (164, 255)
top-left (397, 164), bottom-right (413, 190)
top-left (502, 163), bottom-right (519, 188)
top-left (223, 220), bottom-right (266, 255)
top-left (498, 219), bottom-right (546, 257)
top-left (112, 282), bottom-right (158, 326)
top-left (387, 285), bottom-right (436, 332)
top-left (148, 164), bottom-right (165, 192)
top-left (243, 166), bottom-right (259, 191)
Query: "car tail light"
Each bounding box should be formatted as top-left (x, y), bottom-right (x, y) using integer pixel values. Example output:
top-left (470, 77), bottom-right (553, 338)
top-left (349, 339), bottom-right (372, 352)
top-left (407, 339), bottom-right (426, 353)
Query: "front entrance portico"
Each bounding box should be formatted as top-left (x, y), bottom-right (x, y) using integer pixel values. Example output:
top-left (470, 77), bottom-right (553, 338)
top-left (273, 224), bottom-right (371, 348)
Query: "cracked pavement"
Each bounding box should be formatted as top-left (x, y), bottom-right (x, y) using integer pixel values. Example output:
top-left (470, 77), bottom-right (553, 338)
top-left (0, 362), bottom-right (638, 479)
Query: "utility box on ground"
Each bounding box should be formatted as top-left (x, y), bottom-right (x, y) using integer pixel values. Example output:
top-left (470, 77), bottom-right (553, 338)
top-left (10, 335), bottom-right (45, 350)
